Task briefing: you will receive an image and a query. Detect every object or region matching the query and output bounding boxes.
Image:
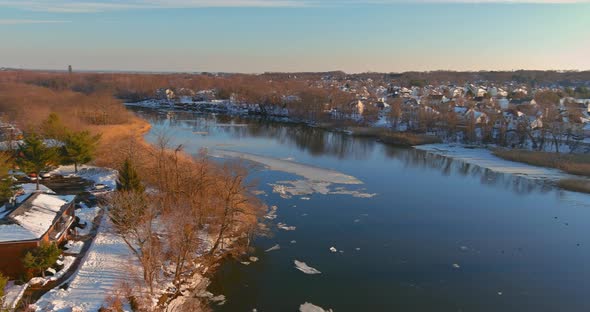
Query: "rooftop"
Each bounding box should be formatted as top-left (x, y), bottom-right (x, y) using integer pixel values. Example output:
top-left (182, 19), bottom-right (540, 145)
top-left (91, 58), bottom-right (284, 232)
top-left (0, 193), bottom-right (75, 243)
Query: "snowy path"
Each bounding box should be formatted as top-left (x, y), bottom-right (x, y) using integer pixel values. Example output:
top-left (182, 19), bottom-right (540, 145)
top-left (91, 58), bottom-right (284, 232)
top-left (33, 213), bottom-right (139, 312)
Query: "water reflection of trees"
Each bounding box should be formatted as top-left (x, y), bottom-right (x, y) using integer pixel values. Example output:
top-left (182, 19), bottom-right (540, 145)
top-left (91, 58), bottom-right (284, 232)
top-left (136, 108), bottom-right (556, 196)
top-left (142, 109), bottom-right (377, 160)
top-left (386, 147), bottom-right (556, 195)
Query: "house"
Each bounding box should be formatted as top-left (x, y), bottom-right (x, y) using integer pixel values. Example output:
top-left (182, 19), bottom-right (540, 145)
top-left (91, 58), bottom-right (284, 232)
top-left (0, 193), bottom-right (76, 278)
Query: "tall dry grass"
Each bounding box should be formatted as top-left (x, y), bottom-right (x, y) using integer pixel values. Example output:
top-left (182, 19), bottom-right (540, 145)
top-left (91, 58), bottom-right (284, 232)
top-left (492, 149), bottom-right (590, 177)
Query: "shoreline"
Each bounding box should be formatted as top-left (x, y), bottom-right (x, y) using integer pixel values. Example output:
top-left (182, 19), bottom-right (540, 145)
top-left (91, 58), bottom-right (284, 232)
top-left (127, 102), bottom-right (590, 195)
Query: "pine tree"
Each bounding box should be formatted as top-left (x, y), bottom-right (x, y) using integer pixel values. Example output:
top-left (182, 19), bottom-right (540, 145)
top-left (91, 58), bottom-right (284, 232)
top-left (117, 158), bottom-right (144, 193)
top-left (22, 242), bottom-right (61, 278)
top-left (0, 152), bottom-right (14, 203)
top-left (41, 113), bottom-right (69, 141)
top-left (0, 272), bottom-right (7, 304)
top-left (16, 133), bottom-right (58, 190)
top-left (62, 131), bottom-right (101, 173)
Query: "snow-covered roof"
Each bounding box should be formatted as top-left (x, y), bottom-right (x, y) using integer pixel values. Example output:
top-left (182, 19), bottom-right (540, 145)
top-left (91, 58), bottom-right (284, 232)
top-left (0, 193), bottom-right (75, 243)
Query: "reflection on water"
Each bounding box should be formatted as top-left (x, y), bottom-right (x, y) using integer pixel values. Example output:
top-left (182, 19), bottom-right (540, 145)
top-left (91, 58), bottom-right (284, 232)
top-left (138, 108), bottom-right (555, 196)
top-left (133, 107), bottom-right (590, 312)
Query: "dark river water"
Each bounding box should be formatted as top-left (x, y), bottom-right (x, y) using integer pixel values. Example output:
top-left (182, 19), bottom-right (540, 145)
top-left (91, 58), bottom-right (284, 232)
top-left (133, 107), bottom-right (590, 312)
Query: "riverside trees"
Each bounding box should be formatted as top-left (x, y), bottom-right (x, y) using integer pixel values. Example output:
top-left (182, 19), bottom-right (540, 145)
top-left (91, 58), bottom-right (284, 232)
top-left (108, 136), bottom-right (265, 305)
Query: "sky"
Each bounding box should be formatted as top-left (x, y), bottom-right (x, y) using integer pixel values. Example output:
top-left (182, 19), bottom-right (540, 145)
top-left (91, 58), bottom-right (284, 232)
top-left (0, 0), bottom-right (589, 73)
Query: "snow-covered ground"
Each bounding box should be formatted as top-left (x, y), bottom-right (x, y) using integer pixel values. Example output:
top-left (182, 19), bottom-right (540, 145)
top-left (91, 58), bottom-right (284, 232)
top-left (50, 165), bottom-right (118, 190)
top-left (74, 203), bottom-right (102, 236)
top-left (415, 144), bottom-right (576, 182)
top-left (33, 214), bottom-right (140, 312)
top-left (2, 281), bottom-right (28, 310)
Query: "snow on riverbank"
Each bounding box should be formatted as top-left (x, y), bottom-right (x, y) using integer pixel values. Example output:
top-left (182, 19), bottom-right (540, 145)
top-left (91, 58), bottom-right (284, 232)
top-left (415, 144), bottom-right (573, 181)
top-left (33, 214), bottom-right (140, 312)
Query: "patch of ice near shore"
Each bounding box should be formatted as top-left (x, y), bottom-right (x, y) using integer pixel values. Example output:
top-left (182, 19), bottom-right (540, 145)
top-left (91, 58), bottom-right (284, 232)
top-left (211, 149), bottom-right (377, 199)
top-left (414, 144), bottom-right (571, 181)
top-left (269, 180), bottom-right (375, 199)
top-left (294, 260), bottom-right (321, 274)
top-left (299, 302), bottom-right (334, 312)
top-left (212, 150), bottom-right (361, 184)
top-left (264, 205), bottom-right (278, 220)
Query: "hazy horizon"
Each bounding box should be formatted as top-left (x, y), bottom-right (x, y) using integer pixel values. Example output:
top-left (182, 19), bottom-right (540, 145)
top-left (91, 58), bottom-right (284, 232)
top-left (1, 0), bottom-right (589, 73)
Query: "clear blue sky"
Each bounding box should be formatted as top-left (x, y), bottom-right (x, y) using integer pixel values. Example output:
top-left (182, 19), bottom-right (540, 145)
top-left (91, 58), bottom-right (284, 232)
top-left (1, 1), bottom-right (589, 73)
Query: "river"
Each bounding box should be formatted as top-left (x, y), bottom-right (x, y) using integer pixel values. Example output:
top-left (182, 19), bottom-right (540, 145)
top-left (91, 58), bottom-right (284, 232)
top-left (133, 107), bottom-right (590, 312)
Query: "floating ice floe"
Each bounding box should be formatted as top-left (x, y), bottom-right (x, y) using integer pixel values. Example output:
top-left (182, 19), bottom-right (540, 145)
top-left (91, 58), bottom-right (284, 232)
top-left (277, 222), bottom-right (296, 231)
top-left (299, 302), bottom-right (333, 312)
top-left (264, 205), bottom-right (278, 220)
top-left (249, 256), bottom-right (259, 262)
top-left (452, 263), bottom-right (461, 269)
top-left (460, 246), bottom-right (469, 251)
top-left (265, 244), bottom-right (281, 252)
top-left (269, 180), bottom-right (376, 199)
top-left (211, 150), bottom-right (361, 184)
top-left (355, 247), bottom-right (360, 251)
top-left (329, 247), bottom-right (337, 253)
top-left (301, 197), bottom-right (311, 200)
top-left (294, 260), bottom-right (321, 275)
top-left (291, 240), bottom-right (297, 244)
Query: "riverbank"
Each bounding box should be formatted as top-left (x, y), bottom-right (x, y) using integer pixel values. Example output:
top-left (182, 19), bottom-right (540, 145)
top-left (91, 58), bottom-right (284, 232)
top-left (415, 144), bottom-right (590, 194)
top-left (491, 149), bottom-right (590, 194)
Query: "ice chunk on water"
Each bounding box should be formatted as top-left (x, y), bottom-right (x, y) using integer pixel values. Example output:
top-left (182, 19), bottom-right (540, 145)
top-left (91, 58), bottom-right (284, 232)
top-left (278, 222), bottom-right (296, 231)
top-left (452, 263), bottom-right (461, 269)
top-left (299, 302), bottom-right (333, 312)
top-left (265, 244), bottom-right (280, 252)
top-left (264, 205), bottom-right (278, 220)
top-left (329, 247), bottom-right (337, 253)
top-left (294, 260), bottom-right (321, 274)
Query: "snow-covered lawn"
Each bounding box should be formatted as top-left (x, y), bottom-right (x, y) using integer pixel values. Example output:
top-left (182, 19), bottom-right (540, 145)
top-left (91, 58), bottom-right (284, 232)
top-left (75, 203), bottom-right (102, 236)
top-left (33, 214), bottom-right (139, 312)
top-left (50, 165), bottom-right (118, 190)
top-left (2, 281), bottom-right (28, 310)
top-left (415, 144), bottom-right (574, 181)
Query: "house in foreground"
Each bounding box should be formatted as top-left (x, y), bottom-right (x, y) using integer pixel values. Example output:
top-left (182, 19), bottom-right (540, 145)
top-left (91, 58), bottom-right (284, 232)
top-left (0, 193), bottom-right (76, 278)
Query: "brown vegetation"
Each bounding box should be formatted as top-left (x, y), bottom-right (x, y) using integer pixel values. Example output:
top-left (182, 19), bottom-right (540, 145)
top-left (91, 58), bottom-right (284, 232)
top-left (557, 179), bottom-right (590, 194)
top-left (492, 149), bottom-right (590, 177)
top-left (350, 127), bottom-right (441, 146)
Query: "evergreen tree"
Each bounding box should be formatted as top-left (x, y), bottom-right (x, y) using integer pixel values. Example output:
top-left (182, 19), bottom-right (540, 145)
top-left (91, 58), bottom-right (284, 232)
top-left (22, 242), bottom-right (61, 278)
top-left (117, 158), bottom-right (144, 193)
top-left (0, 272), bottom-right (7, 305)
top-left (41, 113), bottom-right (69, 141)
top-left (62, 130), bottom-right (101, 173)
top-left (0, 152), bottom-right (14, 203)
top-left (16, 133), bottom-right (58, 190)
